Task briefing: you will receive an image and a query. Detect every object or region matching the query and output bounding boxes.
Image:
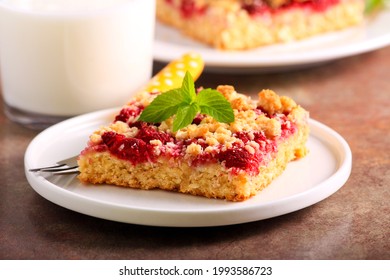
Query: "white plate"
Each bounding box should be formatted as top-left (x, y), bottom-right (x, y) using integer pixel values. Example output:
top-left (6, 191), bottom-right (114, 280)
top-left (153, 10), bottom-right (390, 72)
top-left (25, 108), bottom-right (352, 227)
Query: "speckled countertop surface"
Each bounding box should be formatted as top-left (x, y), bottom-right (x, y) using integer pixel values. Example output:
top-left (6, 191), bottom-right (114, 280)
top-left (1, 47), bottom-right (389, 260)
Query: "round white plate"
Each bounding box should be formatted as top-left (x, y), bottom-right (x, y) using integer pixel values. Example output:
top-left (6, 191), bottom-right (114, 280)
top-left (25, 108), bottom-right (352, 227)
top-left (154, 10), bottom-right (390, 72)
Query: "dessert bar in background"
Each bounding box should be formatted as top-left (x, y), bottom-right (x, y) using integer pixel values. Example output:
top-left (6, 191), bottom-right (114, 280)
top-left (156, 0), bottom-right (365, 50)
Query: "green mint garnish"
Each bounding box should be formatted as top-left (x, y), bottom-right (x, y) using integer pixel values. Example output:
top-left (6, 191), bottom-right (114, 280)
top-left (139, 71), bottom-right (235, 132)
top-left (365, 0), bottom-right (389, 13)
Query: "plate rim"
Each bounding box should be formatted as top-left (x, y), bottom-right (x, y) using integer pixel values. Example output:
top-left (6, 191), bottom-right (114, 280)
top-left (24, 109), bottom-right (352, 227)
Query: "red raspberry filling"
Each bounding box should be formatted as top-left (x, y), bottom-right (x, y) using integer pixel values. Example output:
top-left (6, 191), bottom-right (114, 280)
top-left (165, 0), bottom-right (207, 18)
top-left (242, 0), bottom-right (269, 15)
top-left (165, 0), bottom-right (340, 18)
top-left (218, 143), bottom-right (264, 174)
top-left (187, 131), bottom-right (278, 175)
top-left (92, 102), bottom-right (297, 175)
top-left (134, 122), bottom-right (173, 144)
top-left (115, 105), bottom-right (144, 124)
top-left (102, 132), bottom-right (153, 164)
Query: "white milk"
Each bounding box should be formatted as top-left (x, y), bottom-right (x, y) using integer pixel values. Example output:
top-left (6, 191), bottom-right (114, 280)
top-left (0, 0), bottom-right (155, 116)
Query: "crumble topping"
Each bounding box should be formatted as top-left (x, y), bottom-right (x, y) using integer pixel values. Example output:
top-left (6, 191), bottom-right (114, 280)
top-left (258, 89), bottom-right (297, 115)
top-left (84, 86), bottom-right (307, 175)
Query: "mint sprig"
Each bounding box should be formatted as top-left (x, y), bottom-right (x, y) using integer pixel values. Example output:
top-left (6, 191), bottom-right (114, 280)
top-left (139, 72), bottom-right (235, 132)
top-left (365, 0), bottom-right (389, 13)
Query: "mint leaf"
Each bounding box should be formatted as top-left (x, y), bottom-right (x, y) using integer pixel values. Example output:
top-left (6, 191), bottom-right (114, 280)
top-left (139, 88), bottom-right (184, 123)
top-left (181, 71), bottom-right (197, 102)
top-left (196, 89), bottom-right (235, 123)
top-left (365, 0), bottom-right (389, 13)
top-left (138, 71), bottom-right (235, 132)
top-left (173, 103), bottom-right (199, 132)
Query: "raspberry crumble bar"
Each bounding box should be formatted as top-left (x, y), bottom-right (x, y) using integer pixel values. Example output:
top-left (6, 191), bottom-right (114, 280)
top-left (156, 0), bottom-right (364, 50)
top-left (77, 56), bottom-right (309, 202)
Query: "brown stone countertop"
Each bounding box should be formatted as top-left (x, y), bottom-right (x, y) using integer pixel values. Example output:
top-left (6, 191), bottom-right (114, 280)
top-left (1, 46), bottom-right (389, 260)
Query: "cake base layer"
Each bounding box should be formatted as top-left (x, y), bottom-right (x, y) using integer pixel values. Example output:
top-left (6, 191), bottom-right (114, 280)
top-left (156, 0), bottom-right (364, 50)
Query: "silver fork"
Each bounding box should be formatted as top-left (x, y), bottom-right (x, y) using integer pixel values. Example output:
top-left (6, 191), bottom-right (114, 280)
top-left (29, 155), bottom-right (79, 175)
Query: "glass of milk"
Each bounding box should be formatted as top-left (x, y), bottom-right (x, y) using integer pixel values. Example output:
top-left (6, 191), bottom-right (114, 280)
top-left (0, 0), bottom-right (155, 129)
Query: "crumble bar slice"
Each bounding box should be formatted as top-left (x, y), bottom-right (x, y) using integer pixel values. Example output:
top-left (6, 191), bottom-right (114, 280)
top-left (156, 0), bottom-right (364, 50)
top-left (78, 86), bottom-right (309, 202)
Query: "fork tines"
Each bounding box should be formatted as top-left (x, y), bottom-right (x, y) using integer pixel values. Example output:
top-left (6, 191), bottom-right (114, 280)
top-left (29, 164), bottom-right (79, 174)
top-left (29, 156), bottom-right (79, 175)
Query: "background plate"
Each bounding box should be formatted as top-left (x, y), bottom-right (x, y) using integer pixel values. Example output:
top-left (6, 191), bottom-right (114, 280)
top-left (154, 10), bottom-right (390, 72)
top-left (25, 108), bottom-right (352, 227)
